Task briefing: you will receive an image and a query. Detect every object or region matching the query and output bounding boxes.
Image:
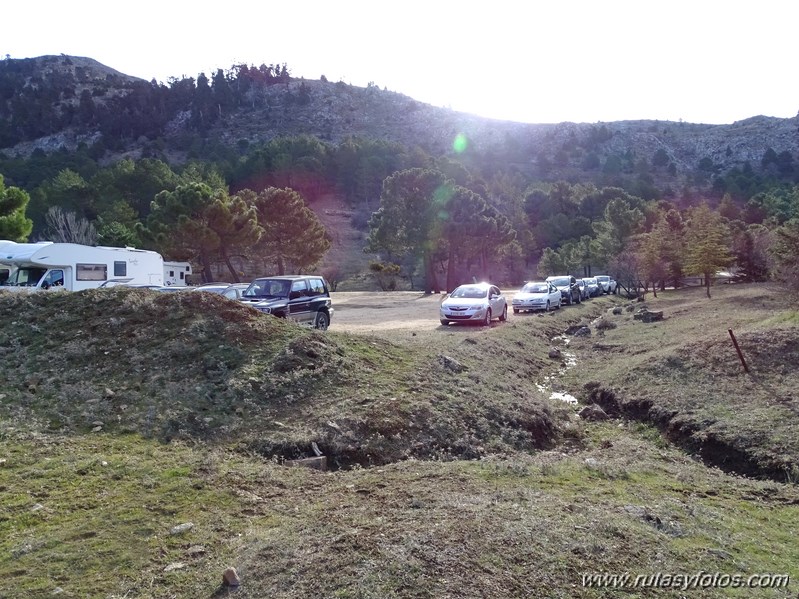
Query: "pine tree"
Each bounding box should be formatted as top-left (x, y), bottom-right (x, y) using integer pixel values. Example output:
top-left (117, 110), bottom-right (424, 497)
top-left (771, 219), bottom-right (799, 290)
top-left (684, 203), bottom-right (733, 298)
top-left (253, 187), bottom-right (330, 275)
top-left (0, 174), bottom-right (33, 241)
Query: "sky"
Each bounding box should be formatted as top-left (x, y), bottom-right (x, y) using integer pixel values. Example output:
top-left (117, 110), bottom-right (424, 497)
top-left (4, 0), bottom-right (798, 125)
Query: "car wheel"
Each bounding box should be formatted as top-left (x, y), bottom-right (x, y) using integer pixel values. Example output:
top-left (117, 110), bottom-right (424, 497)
top-left (483, 308), bottom-right (492, 326)
top-left (440, 319), bottom-right (450, 326)
top-left (314, 311), bottom-right (330, 330)
top-left (499, 304), bottom-right (508, 321)
top-left (513, 308), bottom-right (519, 314)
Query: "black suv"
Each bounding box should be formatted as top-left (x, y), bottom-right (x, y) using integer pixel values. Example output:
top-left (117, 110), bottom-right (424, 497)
top-left (545, 275), bottom-right (582, 305)
top-left (239, 275), bottom-right (334, 330)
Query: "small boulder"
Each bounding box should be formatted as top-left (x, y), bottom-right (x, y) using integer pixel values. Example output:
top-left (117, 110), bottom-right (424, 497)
top-left (634, 309), bottom-right (664, 323)
top-left (285, 456), bottom-right (328, 471)
top-left (593, 317), bottom-right (617, 332)
top-left (548, 348), bottom-right (562, 359)
top-left (612, 306), bottom-right (623, 315)
top-left (579, 404), bottom-right (609, 421)
top-left (642, 310), bottom-right (664, 323)
top-left (164, 562), bottom-right (186, 573)
top-left (170, 522), bottom-right (194, 535)
top-left (439, 354), bottom-right (467, 373)
top-left (573, 326), bottom-right (591, 337)
top-left (223, 567), bottom-right (241, 587)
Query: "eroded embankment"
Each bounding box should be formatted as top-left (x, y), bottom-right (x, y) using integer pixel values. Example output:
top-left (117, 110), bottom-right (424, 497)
top-left (560, 318), bottom-right (799, 483)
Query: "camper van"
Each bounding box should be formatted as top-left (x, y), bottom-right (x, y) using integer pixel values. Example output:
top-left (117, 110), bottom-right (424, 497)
top-left (163, 261), bottom-right (192, 287)
top-left (0, 241), bottom-right (164, 291)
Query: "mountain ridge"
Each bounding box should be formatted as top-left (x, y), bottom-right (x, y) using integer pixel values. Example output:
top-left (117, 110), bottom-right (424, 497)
top-left (2, 55), bottom-right (797, 184)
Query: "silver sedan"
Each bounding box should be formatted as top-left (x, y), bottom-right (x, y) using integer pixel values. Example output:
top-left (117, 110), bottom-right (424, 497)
top-left (512, 281), bottom-right (562, 313)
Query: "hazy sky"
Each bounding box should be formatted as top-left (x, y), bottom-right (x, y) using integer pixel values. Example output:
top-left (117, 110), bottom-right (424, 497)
top-left (5, 0), bottom-right (798, 125)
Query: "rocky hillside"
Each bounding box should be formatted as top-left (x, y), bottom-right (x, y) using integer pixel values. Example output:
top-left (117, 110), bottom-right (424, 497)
top-left (2, 55), bottom-right (798, 182)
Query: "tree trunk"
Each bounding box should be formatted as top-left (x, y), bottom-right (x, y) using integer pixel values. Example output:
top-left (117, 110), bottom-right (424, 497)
top-left (200, 253), bottom-right (214, 283)
top-left (446, 247), bottom-right (458, 293)
top-left (277, 254), bottom-right (285, 276)
top-left (705, 271), bottom-right (712, 298)
top-left (221, 250), bottom-right (240, 283)
top-left (423, 252), bottom-right (440, 294)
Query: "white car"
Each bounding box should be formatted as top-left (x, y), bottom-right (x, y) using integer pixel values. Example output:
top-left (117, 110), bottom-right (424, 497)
top-left (440, 283), bottom-right (508, 326)
top-left (512, 281), bottom-right (562, 313)
top-left (595, 275), bottom-right (617, 294)
top-left (582, 277), bottom-right (601, 297)
top-left (191, 282), bottom-right (249, 300)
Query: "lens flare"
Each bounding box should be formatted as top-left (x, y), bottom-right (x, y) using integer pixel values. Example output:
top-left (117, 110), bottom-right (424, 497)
top-left (453, 133), bottom-right (468, 154)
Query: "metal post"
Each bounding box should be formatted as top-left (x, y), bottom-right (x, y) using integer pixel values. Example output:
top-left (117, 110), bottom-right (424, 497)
top-left (728, 328), bottom-right (749, 373)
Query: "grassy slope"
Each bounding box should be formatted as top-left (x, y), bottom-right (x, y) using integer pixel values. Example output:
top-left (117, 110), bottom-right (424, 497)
top-left (558, 283), bottom-right (799, 480)
top-left (1, 285), bottom-right (797, 598)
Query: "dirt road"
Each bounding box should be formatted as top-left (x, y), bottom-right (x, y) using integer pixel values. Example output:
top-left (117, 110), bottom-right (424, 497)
top-left (330, 291), bottom-right (447, 334)
top-left (330, 289), bottom-right (532, 337)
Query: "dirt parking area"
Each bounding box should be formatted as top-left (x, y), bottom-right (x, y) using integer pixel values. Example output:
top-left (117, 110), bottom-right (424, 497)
top-left (330, 290), bottom-right (525, 338)
top-left (330, 291), bottom-right (445, 334)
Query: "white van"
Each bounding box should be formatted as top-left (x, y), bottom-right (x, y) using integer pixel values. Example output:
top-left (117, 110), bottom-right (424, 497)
top-left (0, 241), bottom-right (164, 291)
top-left (164, 261), bottom-right (192, 287)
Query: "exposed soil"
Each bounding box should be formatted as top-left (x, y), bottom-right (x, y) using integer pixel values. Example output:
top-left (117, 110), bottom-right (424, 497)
top-left (331, 290), bottom-right (446, 334)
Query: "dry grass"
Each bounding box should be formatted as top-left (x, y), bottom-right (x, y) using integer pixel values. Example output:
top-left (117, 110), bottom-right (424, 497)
top-left (1, 284), bottom-right (798, 598)
top-left (559, 283), bottom-right (799, 479)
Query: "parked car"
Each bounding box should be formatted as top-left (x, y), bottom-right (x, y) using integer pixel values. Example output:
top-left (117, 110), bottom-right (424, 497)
top-left (440, 283), bottom-right (508, 326)
top-left (545, 275), bottom-right (582, 305)
top-left (99, 282), bottom-right (164, 291)
top-left (576, 279), bottom-right (590, 300)
top-left (582, 277), bottom-right (601, 297)
top-left (191, 282), bottom-right (249, 300)
top-left (512, 281), bottom-right (562, 313)
top-left (239, 275), bottom-right (333, 330)
top-left (595, 275), bottom-right (617, 294)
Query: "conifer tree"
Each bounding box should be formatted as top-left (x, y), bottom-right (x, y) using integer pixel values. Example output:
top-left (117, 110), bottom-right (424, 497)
top-left (771, 219), bottom-right (799, 290)
top-left (0, 174), bottom-right (33, 241)
top-left (683, 203), bottom-right (733, 298)
top-left (252, 187), bottom-right (330, 275)
top-left (143, 182), bottom-right (261, 282)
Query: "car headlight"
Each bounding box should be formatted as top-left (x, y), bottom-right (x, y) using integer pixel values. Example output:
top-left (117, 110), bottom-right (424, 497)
top-left (258, 306), bottom-right (272, 314)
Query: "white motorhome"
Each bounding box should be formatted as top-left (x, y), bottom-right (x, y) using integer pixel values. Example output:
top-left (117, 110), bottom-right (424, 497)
top-left (0, 241), bottom-right (164, 291)
top-left (163, 261), bottom-right (192, 287)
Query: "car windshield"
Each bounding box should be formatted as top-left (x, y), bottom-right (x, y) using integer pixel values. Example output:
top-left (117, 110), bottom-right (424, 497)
top-left (522, 283), bottom-right (549, 293)
top-left (450, 285), bottom-right (488, 299)
top-left (585, 279), bottom-right (597, 284)
top-left (548, 277), bottom-right (569, 286)
top-left (244, 279), bottom-right (290, 299)
top-left (4, 267), bottom-right (46, 287)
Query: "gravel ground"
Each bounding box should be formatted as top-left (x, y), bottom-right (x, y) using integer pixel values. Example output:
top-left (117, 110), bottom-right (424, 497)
top-left (330, 291), bottom-right (449, 334)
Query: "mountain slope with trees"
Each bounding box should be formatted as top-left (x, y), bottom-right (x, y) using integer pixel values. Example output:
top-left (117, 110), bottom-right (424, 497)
top-left (1, 55), bottom-right (798, 291)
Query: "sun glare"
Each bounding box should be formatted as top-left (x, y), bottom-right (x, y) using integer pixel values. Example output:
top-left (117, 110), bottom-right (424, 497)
top-left (453, 133), bottom-right (468, 153)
